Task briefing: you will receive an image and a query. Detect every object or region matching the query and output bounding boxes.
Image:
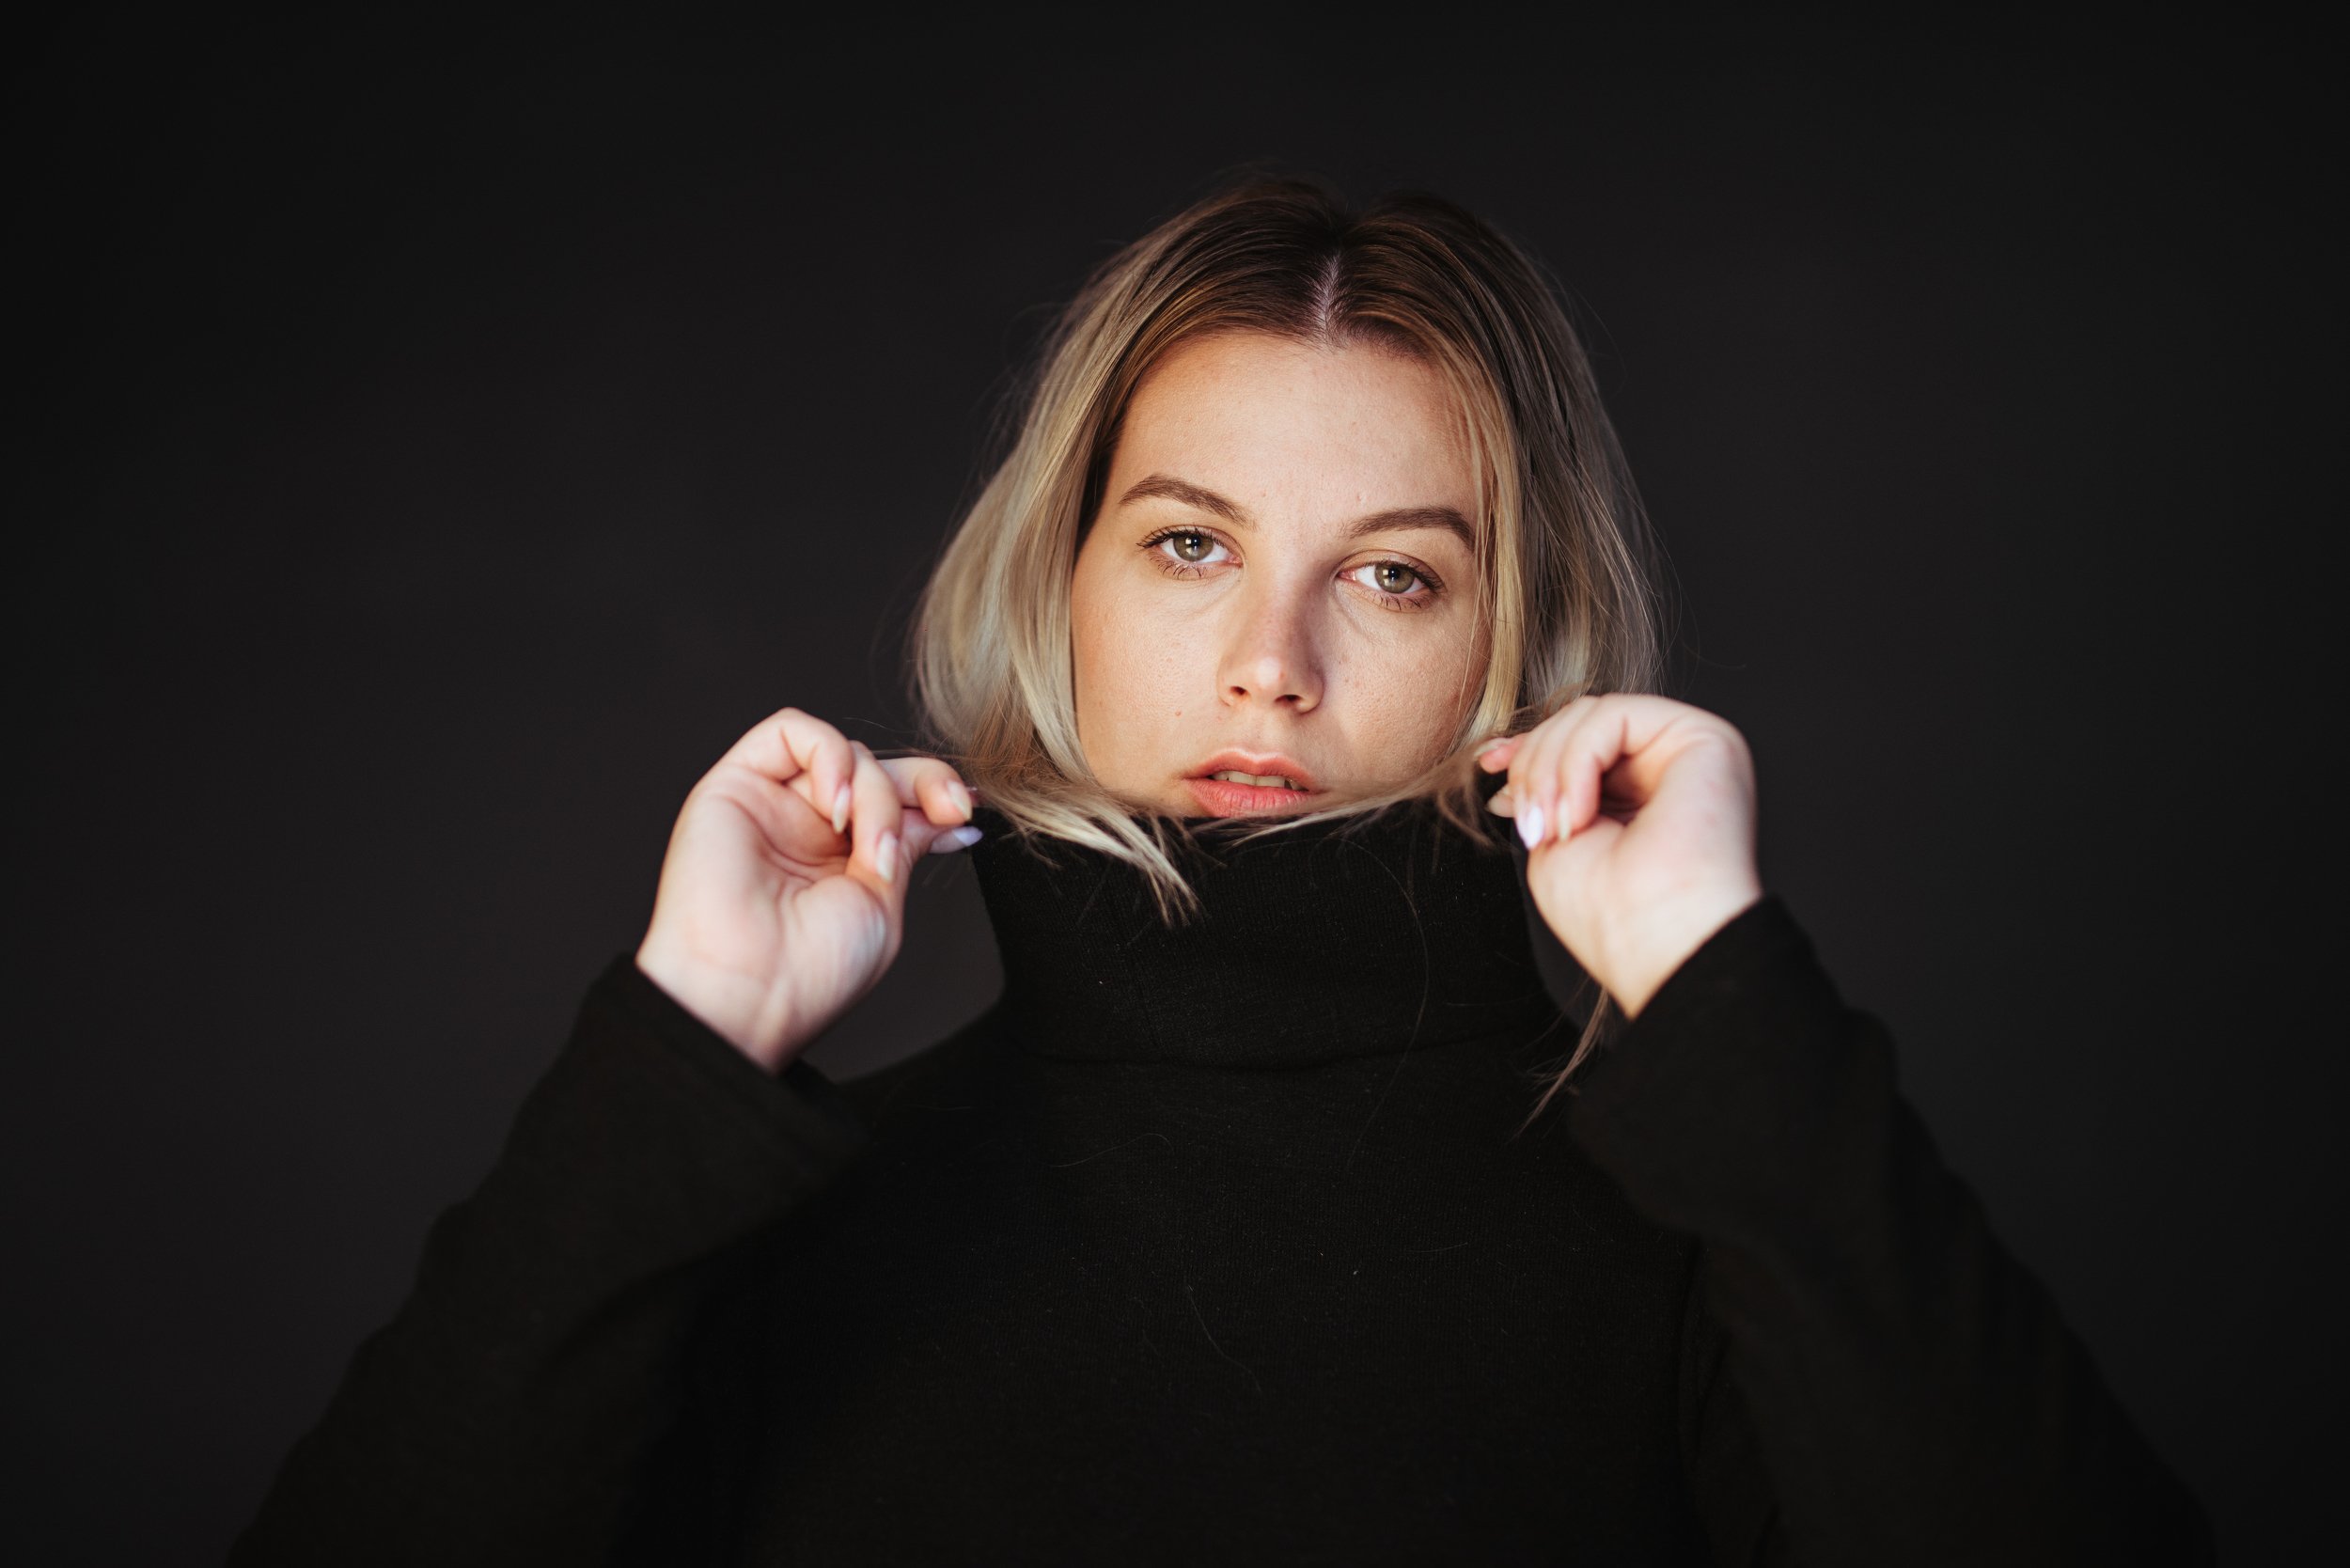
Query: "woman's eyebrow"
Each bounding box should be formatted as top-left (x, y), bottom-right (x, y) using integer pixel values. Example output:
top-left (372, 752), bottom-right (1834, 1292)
top-left (1118, 473), bottom-right (1473, 549)
top-left (1120, 474), bottom-right (1247, 524)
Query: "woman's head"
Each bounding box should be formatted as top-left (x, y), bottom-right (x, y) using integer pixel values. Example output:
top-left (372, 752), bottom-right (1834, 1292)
top-left (1070, 329), bottom-right (1489, 820)
top-left (913, 174), bottom-right (1671, 908)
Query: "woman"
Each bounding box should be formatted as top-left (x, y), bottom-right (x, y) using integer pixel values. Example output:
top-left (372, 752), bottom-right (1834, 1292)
top-left (232, 178), bottom-right (2209, 1564)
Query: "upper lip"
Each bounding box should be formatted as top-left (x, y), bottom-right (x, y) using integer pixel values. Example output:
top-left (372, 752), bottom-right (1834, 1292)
top-left (1189, 750), bottom-right (1322, 791)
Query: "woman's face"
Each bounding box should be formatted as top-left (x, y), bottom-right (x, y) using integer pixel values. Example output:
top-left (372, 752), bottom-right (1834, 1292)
top-left (1070, 330), bottom-right (1490, 818)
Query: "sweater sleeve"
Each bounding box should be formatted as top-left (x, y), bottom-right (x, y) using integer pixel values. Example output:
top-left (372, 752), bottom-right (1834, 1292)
top-left (226, 955), bottom-right (870, 1568)
top-left (1564, 896), bottom-right (2213, 1567)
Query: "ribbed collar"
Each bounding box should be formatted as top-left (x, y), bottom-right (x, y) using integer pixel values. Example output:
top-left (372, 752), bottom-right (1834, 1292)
top-left (964, 786), bottom-right (1559, 1068)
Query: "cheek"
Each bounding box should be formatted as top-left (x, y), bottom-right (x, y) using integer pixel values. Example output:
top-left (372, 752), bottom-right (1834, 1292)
top-left (1085, 596), bottom-right (1198, 704)
top-left (1073, 573), bottom-right (1202, 764)
top-left (1334, 615), bottom-right (1484, 748)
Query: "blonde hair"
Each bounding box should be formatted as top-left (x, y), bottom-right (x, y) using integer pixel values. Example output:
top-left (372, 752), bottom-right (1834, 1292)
top-left (909, 173), bottom-right (1675, 1120)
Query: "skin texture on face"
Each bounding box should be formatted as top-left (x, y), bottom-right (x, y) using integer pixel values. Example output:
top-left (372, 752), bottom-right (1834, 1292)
top-left (1069, 330), bottom-right (1490, 818)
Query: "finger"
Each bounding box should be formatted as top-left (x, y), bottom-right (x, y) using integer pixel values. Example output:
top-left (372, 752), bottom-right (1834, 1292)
top-left (868, 755), bottom-right (984, 855)
top-left (846, 742), bottom-right (909, 890)
top-left (889, 803), bottom-right (979, 860)
top-left (1565, 698), bottom-right (1660, 845)
top-left (926, 823), bottom-right (986, 855)
top-left (875, 755), bottom-right (976, 825)
top-left (1570, 705), bottom-right (1642, 841)
top-left (1554, 701), bottom-right (1621, 845)
top-left (1508, 698), bottom-right (1592, 848)
top-left (1554, 698), bottom-right (1684, 840)
top-left (1513, 719), bottom-right (1570, 846)
top-left (1475, 734), bottom-right (1521, 773)
top-left (720, 707), bottom-right (857, 838)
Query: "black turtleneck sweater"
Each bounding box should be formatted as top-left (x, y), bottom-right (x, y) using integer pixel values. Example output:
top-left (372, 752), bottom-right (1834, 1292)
top-left (228, 799), bottom-right (2211, 1566)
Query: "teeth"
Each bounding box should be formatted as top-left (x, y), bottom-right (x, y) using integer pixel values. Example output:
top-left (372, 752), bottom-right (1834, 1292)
top-left (1208, 770), bottom-right (1301, 790)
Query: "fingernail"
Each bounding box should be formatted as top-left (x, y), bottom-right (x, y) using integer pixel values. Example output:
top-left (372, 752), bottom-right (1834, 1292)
top-left (876, 832), bottom-right (899, 882)
top-left (831, 784), bottom-right (852, 836)
top-left (1485, 786), bottom-right (1515, 817)
top-left (1475, 737), bottom-right (1511, 762)
top-left (949, 781), bottom-right (973, 820)
top-left (1517, 802), bottom-right (1545, 850)
top-left (928, 823), bottom-right (984, 855)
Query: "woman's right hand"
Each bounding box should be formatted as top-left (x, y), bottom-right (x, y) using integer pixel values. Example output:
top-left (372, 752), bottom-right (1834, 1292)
top-left (634, 707), bottom-right (981, 1072)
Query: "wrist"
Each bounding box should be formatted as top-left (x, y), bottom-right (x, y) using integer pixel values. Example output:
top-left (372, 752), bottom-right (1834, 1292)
top-left (1604, 882), bottom-right (1764, 1020)
top-left (633, 939), bottom-right (799, 1072)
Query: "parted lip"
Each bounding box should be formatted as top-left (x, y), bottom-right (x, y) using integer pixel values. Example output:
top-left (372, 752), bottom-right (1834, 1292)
top-left (1188, 750), bottom-right (1322, 792)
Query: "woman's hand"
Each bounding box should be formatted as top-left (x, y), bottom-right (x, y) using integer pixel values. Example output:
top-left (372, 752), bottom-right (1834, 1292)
top-left (634, 707), bottom-right (982, 1072)
top-left (1479, 694), bottom-right (1763, 1019)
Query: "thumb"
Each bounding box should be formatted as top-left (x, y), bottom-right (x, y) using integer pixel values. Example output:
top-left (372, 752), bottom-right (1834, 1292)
top-left (898, 811), bottom-right (985, 878)
top-left (852, 806), bottom-right (980, 905)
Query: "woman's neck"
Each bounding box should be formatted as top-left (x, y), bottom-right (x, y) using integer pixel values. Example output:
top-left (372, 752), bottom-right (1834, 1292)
top-left (965, 799), bottom-right (1560, 1069)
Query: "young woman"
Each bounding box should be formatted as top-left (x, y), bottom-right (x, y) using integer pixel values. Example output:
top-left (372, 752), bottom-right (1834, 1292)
top-left (232, 178), bottom-right (2210, 1564)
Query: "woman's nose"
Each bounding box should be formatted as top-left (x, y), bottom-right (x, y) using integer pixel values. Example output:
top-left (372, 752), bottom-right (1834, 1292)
top-left (1216, 581), bottom-right (1323, 713)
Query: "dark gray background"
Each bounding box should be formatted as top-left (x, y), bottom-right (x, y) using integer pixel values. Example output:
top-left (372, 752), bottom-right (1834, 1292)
top-left (10, 12), bottom-right (2331, 1563)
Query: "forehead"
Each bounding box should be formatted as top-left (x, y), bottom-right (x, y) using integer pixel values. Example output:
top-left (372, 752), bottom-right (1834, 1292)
top-left (1110, 331), bottom-right (1478, 525)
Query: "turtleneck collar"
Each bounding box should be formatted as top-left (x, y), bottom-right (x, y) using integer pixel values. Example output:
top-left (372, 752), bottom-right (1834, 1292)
top-left (964, 787), bottom-right (1560, 1069)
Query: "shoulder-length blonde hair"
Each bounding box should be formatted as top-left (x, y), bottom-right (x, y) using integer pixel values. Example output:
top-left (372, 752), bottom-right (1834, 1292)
top-left (909, 173), bottom-right (1674, 1113)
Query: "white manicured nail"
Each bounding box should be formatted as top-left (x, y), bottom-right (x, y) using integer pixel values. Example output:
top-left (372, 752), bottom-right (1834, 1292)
top-left (876, 832), bottom-right (898, 882)
top-left (929, 824), bottom-right (984, 854)
top-left (1518, 803), bottom-right (1545, 849)
top-left (831, 784), bottom-right (852, 836)
top-left (948, 781), bottom-right (973, 819)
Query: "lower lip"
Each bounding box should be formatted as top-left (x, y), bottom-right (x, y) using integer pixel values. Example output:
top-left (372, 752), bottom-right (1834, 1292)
top-left (1184, 776), bottom-right (1321, 817)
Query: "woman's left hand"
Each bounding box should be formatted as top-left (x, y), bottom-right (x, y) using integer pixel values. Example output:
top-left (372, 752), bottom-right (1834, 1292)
top-left (1479, 694), bottom-right (1764, 1019)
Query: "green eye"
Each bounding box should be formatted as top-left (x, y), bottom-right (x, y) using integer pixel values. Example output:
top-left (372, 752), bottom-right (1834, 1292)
top-left (1372, 562), bottom-right (1419, 593)
top-left (1168, 531), bottom-right (1213, 563)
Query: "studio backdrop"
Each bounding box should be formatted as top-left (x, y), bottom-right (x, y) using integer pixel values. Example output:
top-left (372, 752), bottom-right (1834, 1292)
top-left (10, 13), bottom-right (2332, 1563)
